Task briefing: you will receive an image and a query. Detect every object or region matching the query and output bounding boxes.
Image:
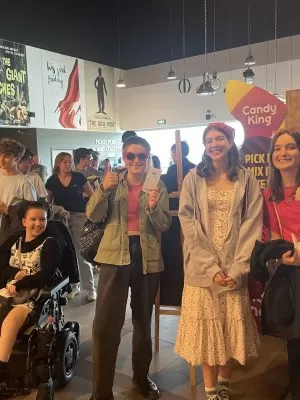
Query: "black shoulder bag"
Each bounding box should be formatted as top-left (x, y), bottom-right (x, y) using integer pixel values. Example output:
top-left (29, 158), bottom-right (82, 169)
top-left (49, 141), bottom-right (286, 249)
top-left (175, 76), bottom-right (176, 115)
top-left (79, 188), bottom-right (116, 264)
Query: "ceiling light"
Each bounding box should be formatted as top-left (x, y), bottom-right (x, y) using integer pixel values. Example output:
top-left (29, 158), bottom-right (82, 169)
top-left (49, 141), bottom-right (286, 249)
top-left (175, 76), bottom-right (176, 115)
top-left (166, 65), bottom-right (176, 80)
top-left (178, 76), bottom-right (191, 93)
top-left (210, 71), bottom-right (221, 90)
top-left (243, 67), bottom-right (255, 85)
top-left (116, 76), bottom-right (126, 88)
top-left (244, 1), bottom-right (256, 67)
top-left (195, 0), bottom-right (216, 96)
top-left (244, 53), bottom-right (256, 66)
top-left (210, 0), bottom-right (222, 91)
top-left (196, 72), bottom-right (216, 96)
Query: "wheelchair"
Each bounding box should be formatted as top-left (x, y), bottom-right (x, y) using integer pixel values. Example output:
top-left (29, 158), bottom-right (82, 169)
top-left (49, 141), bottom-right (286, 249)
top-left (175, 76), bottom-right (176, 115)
top-left (1, 276), bottom-right (80, 400)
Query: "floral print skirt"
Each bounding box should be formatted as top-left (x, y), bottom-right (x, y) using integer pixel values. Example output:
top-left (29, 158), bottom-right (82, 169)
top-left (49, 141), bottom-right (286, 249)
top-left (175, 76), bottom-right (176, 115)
top-left (175, 284), bottom-right (260, 366)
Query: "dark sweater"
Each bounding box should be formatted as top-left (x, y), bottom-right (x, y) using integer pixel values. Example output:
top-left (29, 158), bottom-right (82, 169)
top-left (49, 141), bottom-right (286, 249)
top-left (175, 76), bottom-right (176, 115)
top-left (0, 230), bottom-right (61, 291)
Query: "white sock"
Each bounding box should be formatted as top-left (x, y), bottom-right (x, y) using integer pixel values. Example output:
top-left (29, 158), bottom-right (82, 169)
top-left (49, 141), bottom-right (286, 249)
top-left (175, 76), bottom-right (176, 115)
top-left (205, 386), bottom-right (217, 393)
top-left (218, 376), bottom-right (230, 386)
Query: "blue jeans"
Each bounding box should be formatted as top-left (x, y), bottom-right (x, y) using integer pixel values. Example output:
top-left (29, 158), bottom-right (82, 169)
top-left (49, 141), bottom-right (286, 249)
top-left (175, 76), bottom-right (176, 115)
top-left (69, 212), bottom-right (95, 292)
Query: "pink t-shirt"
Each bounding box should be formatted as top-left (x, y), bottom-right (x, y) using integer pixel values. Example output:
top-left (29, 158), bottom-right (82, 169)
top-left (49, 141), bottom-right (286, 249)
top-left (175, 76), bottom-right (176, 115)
top-left (128, 184), bottom-right (142, 233)
top-left (264, 187), bottom-right (300, 242)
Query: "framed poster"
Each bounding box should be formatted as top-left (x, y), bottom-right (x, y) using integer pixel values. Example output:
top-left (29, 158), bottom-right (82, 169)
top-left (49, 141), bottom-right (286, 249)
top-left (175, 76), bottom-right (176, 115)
top-left (84, 61), bottom-right (116, 131)
top-left (42, 51), bottom-right (81, 129)
top-left (0, 39), bottom-right (30, 126)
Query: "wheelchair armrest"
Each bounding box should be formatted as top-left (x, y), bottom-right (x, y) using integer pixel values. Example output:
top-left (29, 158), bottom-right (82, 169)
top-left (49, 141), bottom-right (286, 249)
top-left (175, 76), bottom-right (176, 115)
top-left (40, 277), bottom-right (70, 297)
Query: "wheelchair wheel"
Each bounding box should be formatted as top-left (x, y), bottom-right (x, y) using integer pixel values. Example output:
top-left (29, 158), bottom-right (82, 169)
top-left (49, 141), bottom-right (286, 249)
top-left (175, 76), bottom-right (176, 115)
top-left (36, 382), bottom-right (54, 400)
top-left (54, 331), bottom-right (78, 388)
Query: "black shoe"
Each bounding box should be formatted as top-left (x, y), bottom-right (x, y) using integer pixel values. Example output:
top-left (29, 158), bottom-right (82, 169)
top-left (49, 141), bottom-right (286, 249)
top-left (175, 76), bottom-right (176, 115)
top-left (132, 376), bottom-right (160, 400)
top-left (0, 382), bottom-right (7, 399)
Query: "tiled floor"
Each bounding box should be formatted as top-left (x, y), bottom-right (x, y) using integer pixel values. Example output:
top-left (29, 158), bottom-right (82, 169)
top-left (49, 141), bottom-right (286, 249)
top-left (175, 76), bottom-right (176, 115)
top-left (14, 283), bottom-right (290, 400)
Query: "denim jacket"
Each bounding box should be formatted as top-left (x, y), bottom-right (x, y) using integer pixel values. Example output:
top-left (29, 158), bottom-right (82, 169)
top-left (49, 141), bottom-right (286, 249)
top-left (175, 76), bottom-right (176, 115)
top-left (86, 171), bottom-right (171, 273)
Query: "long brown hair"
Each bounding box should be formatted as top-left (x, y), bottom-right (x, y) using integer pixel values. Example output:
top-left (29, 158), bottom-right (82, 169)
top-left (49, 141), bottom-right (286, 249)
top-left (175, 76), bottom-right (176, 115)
top-left (197, 123), bottom-right (241, 181)
top-left (268, 130), bottom-right (300, 202)
top-left (53, 152), bottom-right (72, 174)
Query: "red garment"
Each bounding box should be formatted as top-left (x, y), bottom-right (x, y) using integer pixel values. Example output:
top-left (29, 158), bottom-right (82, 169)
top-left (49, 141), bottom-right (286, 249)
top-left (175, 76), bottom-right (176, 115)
top-left (127, 184), bottom-right (142, 233)
top-left (264, 187), bottom-right (300, 242)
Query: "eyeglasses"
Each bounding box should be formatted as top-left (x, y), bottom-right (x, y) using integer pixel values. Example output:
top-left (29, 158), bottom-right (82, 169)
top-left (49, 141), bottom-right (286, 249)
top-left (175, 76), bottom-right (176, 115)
top-left (125, 152), bottom-right (148, 161)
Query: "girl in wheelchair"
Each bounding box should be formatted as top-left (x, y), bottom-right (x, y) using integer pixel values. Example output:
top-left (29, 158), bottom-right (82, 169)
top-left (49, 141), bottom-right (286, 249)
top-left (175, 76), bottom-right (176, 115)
top-left (0, 200), bottom-right (61, 384)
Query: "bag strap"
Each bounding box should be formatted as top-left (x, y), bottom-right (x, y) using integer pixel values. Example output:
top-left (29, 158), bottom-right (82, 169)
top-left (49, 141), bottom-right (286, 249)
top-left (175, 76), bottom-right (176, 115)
top-left (18, 237), bottom-right (22, 269)
top-left (273, 203), bottom-right (283, 239)
top-left (241, 178), bottom-right (250, 222)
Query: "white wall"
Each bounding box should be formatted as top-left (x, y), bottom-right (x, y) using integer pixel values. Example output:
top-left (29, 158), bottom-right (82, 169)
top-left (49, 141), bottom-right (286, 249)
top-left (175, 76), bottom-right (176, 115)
top-left (26, 46), bottom-right (45, 128)
top-left (116, 35), bottom-right (300, 131)
top-left (116, 59), bottom-right (300, 131)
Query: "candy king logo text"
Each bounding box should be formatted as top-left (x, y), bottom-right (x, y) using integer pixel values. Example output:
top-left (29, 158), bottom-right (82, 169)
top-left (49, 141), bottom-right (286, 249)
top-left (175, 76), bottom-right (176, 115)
top-left (242, 104), bottom-right (277, 127)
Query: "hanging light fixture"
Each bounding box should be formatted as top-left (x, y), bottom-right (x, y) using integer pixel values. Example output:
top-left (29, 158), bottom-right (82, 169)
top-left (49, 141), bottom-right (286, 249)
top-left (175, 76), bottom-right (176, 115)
top-left (244, 0), bottom-right (256, 66)
top-left (210, 0), bottom-right (221, 91)
top-left (243, 67), bottom-right (255, 85)
top-left (196, 0), bottom-right (216, 96)
top-left (167, 65), bottom-right (176, 80)
top-left (166, 0), bottom-right (176, 80)
top-left (116, 2), bottom-right (126, 88)
top-left (272, 0), bottom-right (285, 102)
top-left (196, 72), bottom-right (216, 95)
top-left (178, 0), bottom-right (191, 93)
top-left (223, 0), bottom-right (232, 93)
top-left (116, 77), bottom-right (126, 88)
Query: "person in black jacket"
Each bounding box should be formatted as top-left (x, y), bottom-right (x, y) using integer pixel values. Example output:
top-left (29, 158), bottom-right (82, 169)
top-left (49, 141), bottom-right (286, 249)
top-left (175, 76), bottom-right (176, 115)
top-left (0, 201), bottom-right (61, 383)
top-left (161, 141), bottom-right (195, 209)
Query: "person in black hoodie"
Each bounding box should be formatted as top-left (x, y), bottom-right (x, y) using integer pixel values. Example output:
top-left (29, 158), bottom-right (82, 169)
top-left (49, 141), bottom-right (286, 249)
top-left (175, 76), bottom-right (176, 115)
top-left (0, 201), bottom-right (61, 384)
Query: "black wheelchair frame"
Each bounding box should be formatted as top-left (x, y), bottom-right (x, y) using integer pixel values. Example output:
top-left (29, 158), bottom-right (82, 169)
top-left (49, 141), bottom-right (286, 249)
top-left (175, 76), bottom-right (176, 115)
top-left (3, 277), bottom-right (80, 400)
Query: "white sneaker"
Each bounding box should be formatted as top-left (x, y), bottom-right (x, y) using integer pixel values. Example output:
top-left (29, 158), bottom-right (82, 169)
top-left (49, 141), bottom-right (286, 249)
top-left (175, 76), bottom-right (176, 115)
top-left (206, 394), bottom-right (221, 400)
top-left (218, 385), bottom-right (231, 400)
top-left (66, 283), bottom-right (80, 299)
top-left (87, 289), bottom-right (97, 302)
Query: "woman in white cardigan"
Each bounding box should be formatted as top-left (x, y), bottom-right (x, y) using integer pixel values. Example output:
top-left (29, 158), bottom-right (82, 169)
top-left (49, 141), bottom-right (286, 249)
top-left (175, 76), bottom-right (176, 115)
top-left (175, 123), bottom-right (263, 400)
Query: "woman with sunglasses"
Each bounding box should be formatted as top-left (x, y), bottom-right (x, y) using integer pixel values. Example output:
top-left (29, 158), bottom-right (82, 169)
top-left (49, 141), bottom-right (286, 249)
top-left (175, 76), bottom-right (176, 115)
top-left (86, 136), bottom-right (171, 400)
top-left (264, 130), bottom-right (300, 400)
top-left (175, 123), bottom-right (262, 400)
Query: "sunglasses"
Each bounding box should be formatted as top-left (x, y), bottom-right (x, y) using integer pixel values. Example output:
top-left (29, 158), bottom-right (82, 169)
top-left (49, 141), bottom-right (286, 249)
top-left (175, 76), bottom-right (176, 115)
top-left (125, 152), bottom-right (148, 161)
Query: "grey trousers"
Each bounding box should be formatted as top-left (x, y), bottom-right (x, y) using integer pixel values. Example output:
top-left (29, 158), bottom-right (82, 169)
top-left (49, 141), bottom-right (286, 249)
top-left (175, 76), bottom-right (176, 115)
top-left (69, 212), bottom-right (95, 291)
top-left (92, 236), bottom-right (160, 400)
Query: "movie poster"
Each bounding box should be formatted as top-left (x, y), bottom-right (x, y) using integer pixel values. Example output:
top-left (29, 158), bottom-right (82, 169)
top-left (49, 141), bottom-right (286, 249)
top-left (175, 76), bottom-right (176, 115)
top-left (84, 61), bottom-right (116, 131)
top-left (42, 51), bottom-right (81, 129)
top-left (0, 39), bottom-right (30, 126)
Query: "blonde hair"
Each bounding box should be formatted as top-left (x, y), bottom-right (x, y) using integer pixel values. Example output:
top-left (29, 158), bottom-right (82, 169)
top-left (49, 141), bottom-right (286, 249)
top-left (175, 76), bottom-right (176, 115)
top-left (53, 152), bottom-right (72, 174)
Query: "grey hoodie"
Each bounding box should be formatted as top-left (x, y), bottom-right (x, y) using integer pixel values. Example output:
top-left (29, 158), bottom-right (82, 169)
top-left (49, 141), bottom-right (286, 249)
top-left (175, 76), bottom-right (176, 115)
top-left (178, 167), bottom-right (263, 292)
